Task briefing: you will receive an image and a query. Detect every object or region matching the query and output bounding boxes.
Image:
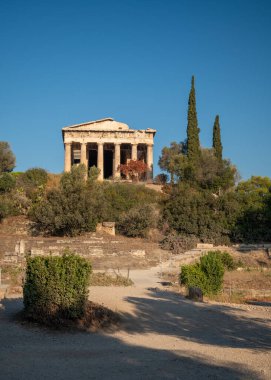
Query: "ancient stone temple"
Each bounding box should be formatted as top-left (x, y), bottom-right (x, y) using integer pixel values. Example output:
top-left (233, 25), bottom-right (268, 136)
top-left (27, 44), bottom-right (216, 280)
top-left (62, 118), bottom-right (156, 181)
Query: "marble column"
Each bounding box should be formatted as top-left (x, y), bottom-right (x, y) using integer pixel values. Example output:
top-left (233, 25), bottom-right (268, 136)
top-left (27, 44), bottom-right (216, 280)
top-left (114, 143), bottom-right (121, 178)
top-left (80, 142), bottom-right (88, 178)
top-left (64, 143), bottom-right (71, 172)
top-left (80, 143), bottom-right (87, 166)
top-left (131, 144), bottom-right (138, 161)
top-left (97, 143), bottom-right (104, 180)
top-left (147, 144), bottom-right (153, 180)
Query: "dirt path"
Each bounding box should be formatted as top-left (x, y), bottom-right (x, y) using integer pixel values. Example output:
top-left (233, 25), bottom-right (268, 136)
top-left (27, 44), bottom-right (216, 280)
top-left (0, 262), bottom-right (270, 379)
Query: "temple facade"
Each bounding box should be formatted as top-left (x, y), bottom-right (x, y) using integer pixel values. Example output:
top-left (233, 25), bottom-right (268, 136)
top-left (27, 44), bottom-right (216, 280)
top-left (62, 118), bottom-right (156, 181)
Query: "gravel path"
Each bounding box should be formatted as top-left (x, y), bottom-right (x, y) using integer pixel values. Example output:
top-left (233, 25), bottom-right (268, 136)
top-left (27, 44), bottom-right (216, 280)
top-left (0, 262), bottom-right (270, 379)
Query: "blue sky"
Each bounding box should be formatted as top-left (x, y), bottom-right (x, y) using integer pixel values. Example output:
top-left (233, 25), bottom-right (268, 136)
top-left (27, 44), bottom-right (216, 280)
top-left (1, 0), bottom-right (271, 179)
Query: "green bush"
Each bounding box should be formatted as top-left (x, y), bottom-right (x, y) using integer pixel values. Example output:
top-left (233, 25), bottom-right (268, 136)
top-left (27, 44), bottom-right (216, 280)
top-left (180, 251), bottom-right (225, 295)
top-left (160, 232), bottom-right (197, 254)
top-left (116, 204), bottom-right (156, 237)
top-left (23, 252), bottom-right (92, 323)
top-left (162, 184), bottom-right (240, 245)
top-left (21, 168), bottom-right (48, 187)
top-left (200, 252), bottom-right (225, 294)
top-left (29, 165), bottom-right (97, 236)
top-left (88, 181), bottom-right (160, 224)
top-left (0, 173), bottom-right (16, 193)
top-left (218, 251), bottom-right (236, 271)
top-left (180, 263), bottom-right (207, 290)
top-left (17, 168), bottom-right (48, 202)
top-left (0, 195), bottom-right (20, 219)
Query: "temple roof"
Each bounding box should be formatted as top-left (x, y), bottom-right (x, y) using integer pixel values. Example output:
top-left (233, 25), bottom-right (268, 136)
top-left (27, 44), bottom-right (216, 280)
top-left (62, 118), bottom-right (130, 131)
top-left (62, 118), bottom-right (156, 134)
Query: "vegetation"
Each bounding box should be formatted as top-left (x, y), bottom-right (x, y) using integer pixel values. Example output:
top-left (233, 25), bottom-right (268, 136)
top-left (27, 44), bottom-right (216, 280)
top-left (180, 251), bottom-right (225, 295)
top-left (23, 252), bottom-right (92, 323)
top-left (232, 176), bottom-right (271, 242)
top-left (161, 184), bottom-right (239, 245)
top-left (90, 272), bottom-right (133, 286)
top-left (26, 165), bottom-right (160, 237)
top-left (160, 232), bottom-right (197, 254)
top-left (187, 76), bottom-right (200, 166)
top-left (117, 204), bottom-right (156, 237)
top-left (0, 173), bottom-right (16, 193)
top-left (29, 165), bottom-right (97, 236)
top-left (0, 141), bottom-right (16, 172)
top-left (212, 115), bottom-right (223, 161)
top-left (119, 159), bottom-right (149, 182)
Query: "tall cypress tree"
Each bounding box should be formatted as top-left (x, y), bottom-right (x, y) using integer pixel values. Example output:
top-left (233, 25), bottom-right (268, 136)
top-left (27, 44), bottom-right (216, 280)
top-left (212, 115), bottom-right (223, 160)
top-left (186, 76), bottom-right (200, 164)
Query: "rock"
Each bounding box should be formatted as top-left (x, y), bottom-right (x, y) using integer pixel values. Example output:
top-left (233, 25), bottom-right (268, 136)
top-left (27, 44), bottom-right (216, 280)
top-left (188, 287), bottom-right (203, 302)
top-left (196, 243), bottom-right (213, 249)
top-left (96, 222), bottom-right (115, 236)
top-left (130, 249), bottom-right (145, 257)
top-left (30, 249), bottom-right (45, 256)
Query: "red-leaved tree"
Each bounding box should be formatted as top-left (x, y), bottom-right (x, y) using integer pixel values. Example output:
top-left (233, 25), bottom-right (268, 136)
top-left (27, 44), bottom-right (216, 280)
top-left (118, 160), bottom-right (149, 182)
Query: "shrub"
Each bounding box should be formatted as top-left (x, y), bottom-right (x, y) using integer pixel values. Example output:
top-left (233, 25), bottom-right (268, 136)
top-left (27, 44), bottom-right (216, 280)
top-left (88, 166), bottom-right (100, 182)
top-left (160, 232), bottom-right (197, 254)
top-left (154, 173), bottom-right (168, 185)
top-left (218, 251), bottom-right (236, 271)
top-left (17, 168), bottom-right (48, 202)
top-left (23, 252), bottom-right (92, 323)
top-left (88, 181), bottom-right (160, 224)
top-left (0, 195), bottom-right (20, 219)
top-left (0, 173), bottom-right (16, 193)
top-left (162, 184), bottom-right (240, 245)
top-left (180, 263), bottom-right (207, 290)
top-left (180, 251), bottom-right (225, 295)
top-left (29, 165), bottom-right (97, 236)
top-left (200, 252), bottom-right (225, 294)
top-left (21, 168), bottom-right (48, 187)
top-left (117, 205), bottom-right (156, 237)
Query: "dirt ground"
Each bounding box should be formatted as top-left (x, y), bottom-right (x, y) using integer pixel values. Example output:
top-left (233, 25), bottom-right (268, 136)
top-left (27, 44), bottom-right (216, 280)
top-left (0, 260), bottom-right (270, 380)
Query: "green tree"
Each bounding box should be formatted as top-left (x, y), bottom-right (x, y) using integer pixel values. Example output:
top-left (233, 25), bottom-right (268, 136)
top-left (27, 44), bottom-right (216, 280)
top-left (212, 115), bottom-right (223, 160)
top-left (158, 141), bottom-right (187, 184)
top-left (187, 76), bottom-right (200, 165)
top-left (0, 142), bottom-right (16, 172)
top-left (194, 149), bottom-right (237, 193)
top-left (233, 176), bottom-right (271, 242)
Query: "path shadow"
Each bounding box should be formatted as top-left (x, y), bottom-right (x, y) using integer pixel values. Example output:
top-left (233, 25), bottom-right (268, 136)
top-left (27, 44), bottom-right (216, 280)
top-left (0, 298), bottom-right (264, 380)
top-left (118, 289), bottom-right (271, 350)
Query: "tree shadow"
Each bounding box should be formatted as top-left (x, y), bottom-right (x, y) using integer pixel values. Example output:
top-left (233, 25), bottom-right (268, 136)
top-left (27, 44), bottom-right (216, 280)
top-left (118, 289), bottom-right (271, 350)
top-left (0, 298), bottom-right (265, 380)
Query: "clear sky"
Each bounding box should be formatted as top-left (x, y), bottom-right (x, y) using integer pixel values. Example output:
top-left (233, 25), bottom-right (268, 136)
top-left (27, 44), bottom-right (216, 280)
top-left (1, 0), bottom-right (271, 179)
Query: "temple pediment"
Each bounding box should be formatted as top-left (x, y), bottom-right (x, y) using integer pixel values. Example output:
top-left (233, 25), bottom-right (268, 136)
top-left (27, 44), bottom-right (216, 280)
top-left (62, 118), bottom-right (130, 132)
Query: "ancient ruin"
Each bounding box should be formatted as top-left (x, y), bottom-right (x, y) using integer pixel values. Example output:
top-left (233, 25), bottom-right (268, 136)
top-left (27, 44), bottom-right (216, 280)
top-left (62, 118), bottom-right (156, 180)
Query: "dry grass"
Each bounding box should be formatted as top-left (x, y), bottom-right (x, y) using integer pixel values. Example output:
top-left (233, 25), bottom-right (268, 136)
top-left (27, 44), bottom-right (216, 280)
top-left (46, 173), bottom-right (61, 190)
top-left (1, 265), bottom-right (24, 287)
top-left (90, 272), bottom-right (133, 287)
top-left (224, 268), bottom-right (271, 290)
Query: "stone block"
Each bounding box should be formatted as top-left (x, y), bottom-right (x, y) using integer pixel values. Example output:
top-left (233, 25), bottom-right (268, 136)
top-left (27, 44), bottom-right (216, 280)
top-left (30, 248), bottom-right (45, 256)
top-left (96, 222), bottom-right (115, 236)
top-left (196, 243), bottom-right (214, 249)
top-left (188, 287), bottom-right (203, 302)
top-left (130, 249), bottom-right (145, 257)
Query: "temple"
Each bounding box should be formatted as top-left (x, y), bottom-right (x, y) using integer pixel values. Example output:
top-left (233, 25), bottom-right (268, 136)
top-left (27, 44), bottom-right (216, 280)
top-left (62, 118), bottom-right (156, 181)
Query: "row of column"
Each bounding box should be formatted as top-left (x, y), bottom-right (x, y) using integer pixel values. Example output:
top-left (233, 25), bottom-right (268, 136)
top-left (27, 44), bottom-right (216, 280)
top-left (64, 142), bottom-right (153, 180)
